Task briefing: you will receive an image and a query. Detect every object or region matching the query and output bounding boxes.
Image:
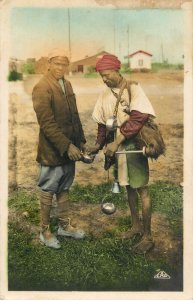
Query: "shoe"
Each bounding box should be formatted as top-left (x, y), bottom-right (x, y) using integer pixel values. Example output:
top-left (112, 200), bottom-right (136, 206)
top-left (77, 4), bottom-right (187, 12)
top-left (57, 218), bottom-right (85, 239)
top-left (132, 235), bottom-right (155, 254)
top-left (39, 225), bottom-right (61, 249)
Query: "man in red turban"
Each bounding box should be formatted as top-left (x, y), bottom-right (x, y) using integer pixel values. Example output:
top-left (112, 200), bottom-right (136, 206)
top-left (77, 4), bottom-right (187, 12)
top-left (95, 54), bottom-right (121, 72)
top-left (89, 54), bottom-right (156, 254)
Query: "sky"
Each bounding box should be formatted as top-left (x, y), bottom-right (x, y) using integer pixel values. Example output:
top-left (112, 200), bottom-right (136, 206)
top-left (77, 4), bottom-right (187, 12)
top-left (10, 7), bottom-right (184, 63)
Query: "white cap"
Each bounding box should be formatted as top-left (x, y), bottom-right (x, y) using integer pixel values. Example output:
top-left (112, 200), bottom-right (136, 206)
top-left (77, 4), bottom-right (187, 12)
top-left (48, 48), bottom-right (69, 60)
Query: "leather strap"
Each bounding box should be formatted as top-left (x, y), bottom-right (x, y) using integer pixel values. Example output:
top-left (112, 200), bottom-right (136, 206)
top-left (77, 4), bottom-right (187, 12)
top-left (111, 79), bottom-right (132, 117)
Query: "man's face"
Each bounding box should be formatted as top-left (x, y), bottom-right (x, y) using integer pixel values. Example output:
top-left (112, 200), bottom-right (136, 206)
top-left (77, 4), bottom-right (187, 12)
top-left (99, 70), bottom-right (120, 88)
top-left (49, 56), bottom-right (69, 80)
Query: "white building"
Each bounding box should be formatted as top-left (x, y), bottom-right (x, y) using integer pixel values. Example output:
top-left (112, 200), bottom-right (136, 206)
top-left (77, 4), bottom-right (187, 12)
top-left (128, 50), bottom-right (152, 70)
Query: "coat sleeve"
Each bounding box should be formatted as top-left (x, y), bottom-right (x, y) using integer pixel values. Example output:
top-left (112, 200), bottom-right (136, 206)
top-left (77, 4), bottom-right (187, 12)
top-left (120, 110), bottom-right (149, 139)
top-left (95, 123), bottom-right (106, 149)
top-left (67, 81), bottom-right (86, 144)
top-left (32, 85), bottom-right (71, 156)
top-left (79, 121), bottom-right (86, 144)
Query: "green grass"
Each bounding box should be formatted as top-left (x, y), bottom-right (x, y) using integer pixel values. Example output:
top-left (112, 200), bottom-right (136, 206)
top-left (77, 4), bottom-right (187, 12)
top-left (70, 181), bottom-right (183, 235)
top-left (70, 182), bottom-right (127, 206)
top-left (84, 72), bottom-right (99, 78)
top-left (151, 62), bottom-right (184, 72)
top-left (8, 223), bottom-right (171, 291)
top-left (150, 181), bottom-right (183, 235)
top-left (9, 190), bottom-right (40, 225)
top-left (8, 181), bottom-right (183, 291)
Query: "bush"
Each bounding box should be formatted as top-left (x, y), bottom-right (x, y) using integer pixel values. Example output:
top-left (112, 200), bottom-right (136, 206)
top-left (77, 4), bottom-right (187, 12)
top-left (87, 66), bottom-right (95, 74)
top-left (152, 62), bottom-right (184, 72)
top-left (84, 66), bottom-right (98, 78)
top-left (120, 64), bottom-right (131, 74)
top-left (22, 62), bottom-right (35, 74)
top-left (140, 68), bottom-right (150, 73)
top-left (8, 70), bottom-right (23, 81)
top-left (84, 72), bottom-right (98, 78)
top-left (177, 64), bottom-right (184, 70)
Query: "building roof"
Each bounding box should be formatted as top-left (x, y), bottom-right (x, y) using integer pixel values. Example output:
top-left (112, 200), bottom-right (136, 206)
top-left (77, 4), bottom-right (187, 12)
top-left (70, 51), bottom-right (112, 67)
top-left (128, 50), bottom-right (153, 57)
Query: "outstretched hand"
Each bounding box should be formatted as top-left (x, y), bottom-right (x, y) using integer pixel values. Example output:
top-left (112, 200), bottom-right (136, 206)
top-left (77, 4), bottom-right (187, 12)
top-left (87, 143), bottom-right (101, 155)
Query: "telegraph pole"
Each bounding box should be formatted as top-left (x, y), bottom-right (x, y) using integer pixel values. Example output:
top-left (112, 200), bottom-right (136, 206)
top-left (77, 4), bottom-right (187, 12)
top-left (68, 8), bottom-right (71, 61)
top-left (113, 9), bottom-right (116, 53)
top-left (127, 25), bottom-right (130, 55)
top-left (119, 42), bottom-right (121, 59)
top-left (145, 36), bottom-right (148, 52)
top-left (127, 25), bottom-right (130, 65)
top-left (161, 42), bottom-right (164, 63)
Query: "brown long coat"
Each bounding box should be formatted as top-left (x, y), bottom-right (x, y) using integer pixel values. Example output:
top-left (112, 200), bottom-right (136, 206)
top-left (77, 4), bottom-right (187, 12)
top-left (32, 72), bottom-right (86, 166)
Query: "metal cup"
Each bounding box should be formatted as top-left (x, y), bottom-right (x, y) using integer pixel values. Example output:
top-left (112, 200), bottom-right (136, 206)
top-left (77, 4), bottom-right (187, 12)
top-left (80, 152), bottom-right (95, 164)
top-left (101, 202), bottom-right (116, 215)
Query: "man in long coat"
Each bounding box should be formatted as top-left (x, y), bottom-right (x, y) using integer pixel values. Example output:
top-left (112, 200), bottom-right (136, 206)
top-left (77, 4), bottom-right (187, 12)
top-left (32, 48), bottom-right (86, 249)
top-left (90, 54), bottom-right (156, 253)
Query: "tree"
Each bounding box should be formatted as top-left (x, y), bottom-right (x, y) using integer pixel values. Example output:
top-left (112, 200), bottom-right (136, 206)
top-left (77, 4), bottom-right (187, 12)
top-left (22, 62), bottom-right (35, 74)
top-left (8, 70), bottom-right (22, 81)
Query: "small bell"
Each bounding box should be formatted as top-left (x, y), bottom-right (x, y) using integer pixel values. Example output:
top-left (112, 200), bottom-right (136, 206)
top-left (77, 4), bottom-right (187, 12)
top-left (111, 180), bottom-right (121, 193)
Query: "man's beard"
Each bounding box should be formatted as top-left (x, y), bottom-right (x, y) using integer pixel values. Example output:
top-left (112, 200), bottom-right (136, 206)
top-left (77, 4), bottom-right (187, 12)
top-left (105, 81), bottom-right (116, 88)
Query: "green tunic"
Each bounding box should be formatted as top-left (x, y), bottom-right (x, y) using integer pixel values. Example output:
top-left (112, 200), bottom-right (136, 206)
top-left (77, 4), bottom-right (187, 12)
top-left (124, 139), bottom-right (149, 188)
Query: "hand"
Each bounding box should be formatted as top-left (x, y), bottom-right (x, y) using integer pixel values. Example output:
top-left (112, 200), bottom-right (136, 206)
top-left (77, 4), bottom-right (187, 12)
top-left (80, 142), bottom-right (87, 153)
top-left (67, 143), bottom-right (82, 161)
top-left (104, 141), bottom-right (119, 157)
top-left (87, 144), bottom-right (101, 155)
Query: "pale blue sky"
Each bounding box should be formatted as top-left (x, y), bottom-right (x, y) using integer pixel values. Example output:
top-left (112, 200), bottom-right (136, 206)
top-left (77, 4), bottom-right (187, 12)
top-left (10, 7), bottom-right (184, 63)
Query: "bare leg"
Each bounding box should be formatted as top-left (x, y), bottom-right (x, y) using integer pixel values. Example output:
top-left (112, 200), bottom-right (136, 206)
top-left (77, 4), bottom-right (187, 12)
top-left (127, 186), bottom-right (141, 228)
top-left (121, 186), bottom-right (143, 239)
top-left (132, 186), bottom-right (154, 253)
top-left (138, 186), bottom-right (152, 237)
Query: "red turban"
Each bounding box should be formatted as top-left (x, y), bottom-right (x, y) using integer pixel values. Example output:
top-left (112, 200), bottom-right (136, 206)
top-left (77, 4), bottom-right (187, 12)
top-left (96, 54), bottom-right (121, 72)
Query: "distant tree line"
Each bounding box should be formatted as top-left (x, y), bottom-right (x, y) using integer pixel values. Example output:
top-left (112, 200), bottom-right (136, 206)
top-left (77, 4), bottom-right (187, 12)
top-left (8, 62), bottom-right (35, 81)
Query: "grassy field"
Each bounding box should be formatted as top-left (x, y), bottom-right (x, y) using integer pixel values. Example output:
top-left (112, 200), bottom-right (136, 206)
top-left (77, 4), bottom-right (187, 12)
top-left (8, 181), bottom-right (183, 291)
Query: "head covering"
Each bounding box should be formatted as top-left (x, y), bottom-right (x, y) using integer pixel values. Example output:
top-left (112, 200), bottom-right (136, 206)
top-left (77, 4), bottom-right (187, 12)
top-left (96, 54), bottom-right (121, 72)
top-left (48, 48), bottom-right (69, 61)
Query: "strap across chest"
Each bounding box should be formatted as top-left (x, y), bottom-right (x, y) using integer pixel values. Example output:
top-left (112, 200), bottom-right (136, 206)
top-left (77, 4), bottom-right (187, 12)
top-left (111, 79), bottom-right (132, 118)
